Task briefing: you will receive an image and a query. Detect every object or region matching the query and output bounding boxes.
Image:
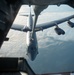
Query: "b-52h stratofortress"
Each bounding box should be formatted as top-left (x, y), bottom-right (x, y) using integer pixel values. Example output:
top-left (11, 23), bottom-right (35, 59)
top-left (11, 6), bottom-right (74, 61)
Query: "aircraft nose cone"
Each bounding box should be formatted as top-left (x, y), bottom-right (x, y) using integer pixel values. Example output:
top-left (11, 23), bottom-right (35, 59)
top-left (31, 56), bottom-right (35, 61)
top-left (27, 44), bottom-right (38, 61)
top-left (28, 52), bottom-right (37, 61)
top-left (27, 48), bottom-right (38, 61)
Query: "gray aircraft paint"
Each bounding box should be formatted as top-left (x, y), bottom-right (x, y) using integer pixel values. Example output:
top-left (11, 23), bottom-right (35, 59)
top-left (25, 7), bottom-right (38, 61)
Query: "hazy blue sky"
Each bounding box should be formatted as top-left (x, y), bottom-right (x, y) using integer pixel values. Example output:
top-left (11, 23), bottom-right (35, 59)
top-left (42, 5), bottom-right (74, 13)
top-left (20, 5), bottom-right (74, 14)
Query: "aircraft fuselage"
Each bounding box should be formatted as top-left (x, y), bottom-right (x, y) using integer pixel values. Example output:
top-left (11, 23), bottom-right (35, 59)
top-left (25, 8), bottom-right (38, 61)
top-left (26, 31), bottom-right (38, 61)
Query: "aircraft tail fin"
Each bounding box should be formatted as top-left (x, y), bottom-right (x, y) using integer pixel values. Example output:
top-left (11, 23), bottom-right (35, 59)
top-left (19, 13), bottom-right (34, 17)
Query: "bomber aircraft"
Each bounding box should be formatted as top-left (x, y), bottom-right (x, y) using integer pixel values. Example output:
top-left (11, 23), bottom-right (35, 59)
top-left (11, 6), bottom-right (74, 61)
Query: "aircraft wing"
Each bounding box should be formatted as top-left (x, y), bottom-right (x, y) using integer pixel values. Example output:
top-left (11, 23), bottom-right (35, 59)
top-left (11, 15), bottom-right (74, 32)
top-left (35, 15), bottom-right (74, 32)
top-left (11, 24), bottom-right (24, 31)
top-left (11, 24), bottom-right (31, 32)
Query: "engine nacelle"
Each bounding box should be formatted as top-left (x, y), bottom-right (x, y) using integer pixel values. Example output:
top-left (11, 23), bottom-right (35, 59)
top-left (54, 27), bottom-right (65, 35)
top-left (67, 21), bottom-right (74, 28)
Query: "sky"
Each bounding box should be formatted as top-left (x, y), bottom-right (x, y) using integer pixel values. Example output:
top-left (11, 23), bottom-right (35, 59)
top-left (43, 5), bottom-right (74, 12)
top-left (20, 5), bottom-right (74, 14)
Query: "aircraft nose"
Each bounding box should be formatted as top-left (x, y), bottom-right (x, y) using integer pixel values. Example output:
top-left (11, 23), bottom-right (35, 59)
top-left (27, 52), bottom-right (36, 61)
top-left (27, 46), bottom-right (38, 61)
top-left (31, 52), bottom-right (38, 61)
top-left (30, 56), bottom-right (35, 61)
top-left (29, 51), bottom-right (37, 61)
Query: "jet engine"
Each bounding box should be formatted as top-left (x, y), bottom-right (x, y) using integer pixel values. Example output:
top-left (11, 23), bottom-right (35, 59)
top-left (54, 26), bottom-right (65, 35)
top-left (67, 21), bottom-right (74, 28)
